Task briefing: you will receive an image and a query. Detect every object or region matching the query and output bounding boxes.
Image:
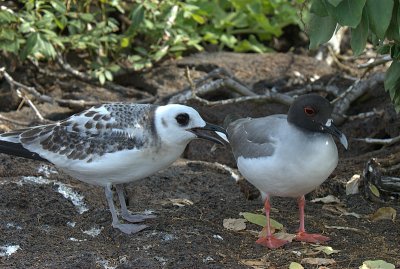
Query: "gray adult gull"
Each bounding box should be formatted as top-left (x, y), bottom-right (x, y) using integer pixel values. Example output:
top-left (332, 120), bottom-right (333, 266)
top-left (220, 94), bottom-right (348, 248)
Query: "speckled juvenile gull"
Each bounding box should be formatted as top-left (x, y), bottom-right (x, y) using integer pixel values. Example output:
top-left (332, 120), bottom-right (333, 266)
top-left (0, 103), bottom-right (226, 234)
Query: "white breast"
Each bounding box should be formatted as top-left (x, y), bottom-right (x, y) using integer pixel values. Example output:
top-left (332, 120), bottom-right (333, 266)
top-left (42, 144), bottom-right (186, 186)
top-left (237, 124), bottom-right (338, 198)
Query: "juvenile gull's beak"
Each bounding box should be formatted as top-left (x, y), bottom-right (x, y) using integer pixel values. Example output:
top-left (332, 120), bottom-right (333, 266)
top-left (189, 123), bottom-right (227, 145)
top-left (321, 119), bottom-right (348, 149)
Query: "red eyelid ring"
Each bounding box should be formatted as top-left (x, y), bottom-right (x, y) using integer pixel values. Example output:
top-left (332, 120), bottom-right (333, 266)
top-left (304, 106), bottom-right (316, 116)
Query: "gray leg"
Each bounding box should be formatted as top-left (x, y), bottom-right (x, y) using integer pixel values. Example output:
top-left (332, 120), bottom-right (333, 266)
top-left (115, 184), bottom-right (156, 223)
top-left (104, 184), bottom-right (147, 234)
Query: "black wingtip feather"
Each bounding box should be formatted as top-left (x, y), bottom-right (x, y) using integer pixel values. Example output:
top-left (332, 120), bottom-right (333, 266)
top-left (0, 141), bottom-right (49, 162)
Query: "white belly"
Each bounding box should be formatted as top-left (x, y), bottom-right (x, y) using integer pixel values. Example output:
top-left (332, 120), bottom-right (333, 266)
top-left (237, 133), bottom-right (338, 198)
top-left (47, 145), bottom-right (186, 186)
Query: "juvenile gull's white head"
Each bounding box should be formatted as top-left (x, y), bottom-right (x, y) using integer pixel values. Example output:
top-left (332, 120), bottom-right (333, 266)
top-left (154, 104), bottom-right (224, 146)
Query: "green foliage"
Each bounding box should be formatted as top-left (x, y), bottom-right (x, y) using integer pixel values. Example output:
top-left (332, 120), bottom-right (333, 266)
top-left (307, 0), bottom-right (400, 111)
top-left (0, 0), bottom-right (304, 83)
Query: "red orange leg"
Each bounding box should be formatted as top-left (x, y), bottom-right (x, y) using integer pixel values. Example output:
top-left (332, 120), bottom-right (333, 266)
top-left (256, 195), bottom-right (289, 248)
top-left (294, 195), bottom-right (330, 243)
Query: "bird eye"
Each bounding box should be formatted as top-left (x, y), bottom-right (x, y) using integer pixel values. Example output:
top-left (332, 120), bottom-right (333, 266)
top-left (304, 106), bottom-right (316, 116)
top-left (175, 113), bottom-right (190, 126)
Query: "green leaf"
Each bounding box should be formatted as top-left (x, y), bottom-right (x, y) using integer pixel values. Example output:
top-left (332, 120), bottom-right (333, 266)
top-left (386, 0), bottom-right (400, 42)
top-left (42, 40), bottom-right (56, 58)
top-left (240, 212), bottom-right (283, 230)
top-left (289, 262), bottom-right (304, 269)
top-left (79, 13), bottom-right (94, 22)
top-left (104, 70), bottom-right (113, 82)
top-left (98, 72), bottom-right (106, 85)
top-left (0, 29), bottom-right (16, 41)
top-left (54, 17), bottom-right (66, 30)
top-left (191, 13), bottom-right (205, 24)
top-left (153, 45), bottom-right (169, 61)
top-left (0, 39), bottom-right (20, 53)
top-left (50, 0), bottom-right (66, 14)
top-left (220, 34), bottom-right (237, 48)
top-left (360, 260), bottom-right (395, 269)
top-left (351, 9), bottom-right (369, 56)
top-left (377, 44), bottom-right (391, 55)
top-left (128, 55), bottom-right (142, 62)
top-left (310, 0), bottom-right (329, 16)
top-left (368, 183), bottom-right (381, 197)
top-left (308, 13), bottom-right (337, 49)
top-left (0, 10), bottom-right (17, 23)
top-left (327, 0), bottom-right (344, 7)
top-left (120, 37), bottom-right (130, 48)
top-left (385, 61), bottom-right (400, 112)
top-left (234, 35), bottom-right (267, 53)
top-left (391, 44), bottom-right (400, 59)
top-left (325, 0), bottom-right (367, 28)
top-left (129, 4), bottom-right (145, 31)
top-left (365, 0), bottom-right (394, 39)
top-left (20, 32), bottom-right (38, 59)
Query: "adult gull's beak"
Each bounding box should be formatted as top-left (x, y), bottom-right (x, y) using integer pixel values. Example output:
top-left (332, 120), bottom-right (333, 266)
top-left (321, 119), bottom-right (348, 149)
top-left (189, 123), bottom-right (227, 145)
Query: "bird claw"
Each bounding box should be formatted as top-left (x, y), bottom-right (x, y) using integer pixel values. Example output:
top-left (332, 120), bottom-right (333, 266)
top-left (256, 236), bottom-right (289, 249)
top-left (295, 232), bottom-right (330, 243)
top-left (121, 213), bottom-right (157, 223)
top-left (112, 223), bottom-right (148, 234)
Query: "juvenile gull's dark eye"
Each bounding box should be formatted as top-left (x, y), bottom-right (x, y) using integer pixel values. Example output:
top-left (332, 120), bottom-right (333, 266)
top-left (304, 106), bottom-right (316, 116)
top-left (175, 113), bottom-right (190, 126)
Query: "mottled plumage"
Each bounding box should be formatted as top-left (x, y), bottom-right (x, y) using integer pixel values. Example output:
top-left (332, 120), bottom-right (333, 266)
top-left (0, 103), bottom-right (226, 234)
top-left (2, 104), bottom-right (159, 163)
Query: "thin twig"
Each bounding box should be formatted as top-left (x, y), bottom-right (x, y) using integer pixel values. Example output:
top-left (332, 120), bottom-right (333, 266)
top-left (29, 57), bottom-right (69, 79)
top-left (189, 92), bottom-right (293, 107)
top-left (169, 69), bottom-right (257, 104)
top-left (0, 114), bottom-right (30, 126)
top-left (0, 67), bottom-right (121, 109)
top-left (353, 136), bottom-right (400, 145)
top-left (332, 72), bottom-right (385, 124)
top-left (0, 67), bottom-right (46, 122)
top-left (0, 67), bottom-right (54, 103)
top-left (345, 109), bottom-right (385, 121)
top-left (357, 55), bottom-right (392, 69)
top-left (192, 67), bottom-right (256, 96)
top-left (327, 46), bottom-right (359, 76)
top-left (56, 53), bottom-right (152, 98)
top-left (17, 89), bottom-right (45, 122)
top-left (288, 84), bottom-right (340, 97)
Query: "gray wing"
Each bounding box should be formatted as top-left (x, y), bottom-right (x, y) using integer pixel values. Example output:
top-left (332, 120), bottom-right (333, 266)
top-left (227, 115), bottom-right (286, 160)
top-left (0, 103), bottom-right (159, 162)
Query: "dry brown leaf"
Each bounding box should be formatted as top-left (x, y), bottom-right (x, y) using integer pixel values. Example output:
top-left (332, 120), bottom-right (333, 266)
top-left (274, 232), bottom-right (296, 242)
top-left (313, 245), bottom-right (340, 255)
top-left (301, 258), bottom-right (336, 266)
top-left (325, 225), bottom-right (362, 232)
top-left (322, 204), bottom-right (363, 218)
top-left (346, 174), bottom-right (360, 195)
top-left (160, 198), bottom-right (193, 207)
top-left (239, 256), bottom-right (271, 269)
top-left (0, 124), bottom-right (12, 132)
top-left (223, 218), bottom-right (246, 231)
top-left (369, 207), bottom-right (397, 222)
top-left (258, 226), bottom-right (276, 237)
top-left (311, 195), bottom-right (341, 204)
